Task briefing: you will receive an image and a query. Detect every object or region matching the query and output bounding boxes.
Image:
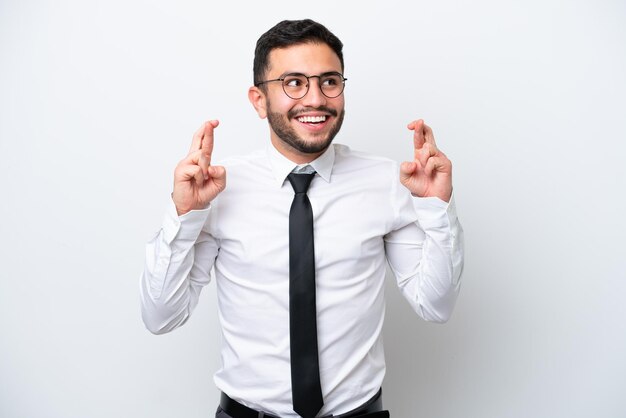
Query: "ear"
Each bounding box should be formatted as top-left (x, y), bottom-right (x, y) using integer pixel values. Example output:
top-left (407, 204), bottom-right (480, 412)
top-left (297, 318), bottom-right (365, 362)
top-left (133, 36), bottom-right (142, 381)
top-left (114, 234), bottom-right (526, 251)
top-left (248, 86), bottom-right (267, 119)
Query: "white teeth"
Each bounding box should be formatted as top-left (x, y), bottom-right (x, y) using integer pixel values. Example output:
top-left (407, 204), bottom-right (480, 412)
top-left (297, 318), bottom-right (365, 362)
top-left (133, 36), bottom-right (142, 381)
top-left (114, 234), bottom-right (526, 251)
top-left (297, 115), bottom-right (326, 123)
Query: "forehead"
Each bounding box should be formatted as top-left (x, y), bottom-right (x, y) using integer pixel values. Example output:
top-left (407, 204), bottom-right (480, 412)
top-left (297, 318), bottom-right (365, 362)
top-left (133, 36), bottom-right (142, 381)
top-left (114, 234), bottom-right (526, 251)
top-left (266, 42), bottom-right (342, 77)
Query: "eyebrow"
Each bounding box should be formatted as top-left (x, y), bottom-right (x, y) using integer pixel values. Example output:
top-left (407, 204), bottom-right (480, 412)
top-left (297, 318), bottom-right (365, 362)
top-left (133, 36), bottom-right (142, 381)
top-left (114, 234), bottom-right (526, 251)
top-left (278, 71), bottom-right (343, 78)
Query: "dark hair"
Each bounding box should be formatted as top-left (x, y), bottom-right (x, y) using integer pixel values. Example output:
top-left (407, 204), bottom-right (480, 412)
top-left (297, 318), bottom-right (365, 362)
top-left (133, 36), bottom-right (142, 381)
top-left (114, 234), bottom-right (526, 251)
top-left (253, 19), bottom-right (344, 86)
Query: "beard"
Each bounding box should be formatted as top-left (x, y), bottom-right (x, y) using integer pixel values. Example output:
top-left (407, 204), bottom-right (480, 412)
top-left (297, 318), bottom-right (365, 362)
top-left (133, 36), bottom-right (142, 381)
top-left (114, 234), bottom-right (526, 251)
top-left (266, 103), bottom-right (345, 155)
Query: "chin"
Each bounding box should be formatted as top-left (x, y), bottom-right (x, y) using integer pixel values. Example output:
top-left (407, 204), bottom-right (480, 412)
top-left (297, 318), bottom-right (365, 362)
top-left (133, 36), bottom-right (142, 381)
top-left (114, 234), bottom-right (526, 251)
top-left (268, 109), bottom-right (345, 156)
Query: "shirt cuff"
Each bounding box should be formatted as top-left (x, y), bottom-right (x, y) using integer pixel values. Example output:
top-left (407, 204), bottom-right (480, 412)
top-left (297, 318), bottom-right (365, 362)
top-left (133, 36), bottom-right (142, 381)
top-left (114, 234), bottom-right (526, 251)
top-left (411, 193), bottom-right (459, 231)
top-left (161, 198), bottom-right (211, 245)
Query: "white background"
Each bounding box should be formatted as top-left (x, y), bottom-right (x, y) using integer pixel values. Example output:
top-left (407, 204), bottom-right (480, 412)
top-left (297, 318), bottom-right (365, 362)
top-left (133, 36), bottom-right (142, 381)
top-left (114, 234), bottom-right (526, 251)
top-left (1, 1), bottom-right (625, 417)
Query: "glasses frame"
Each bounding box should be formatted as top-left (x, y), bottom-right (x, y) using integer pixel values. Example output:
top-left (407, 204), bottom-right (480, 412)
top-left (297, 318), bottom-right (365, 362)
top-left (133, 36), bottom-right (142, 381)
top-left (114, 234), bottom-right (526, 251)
top-left (255, 72), bottom-right (347, 100)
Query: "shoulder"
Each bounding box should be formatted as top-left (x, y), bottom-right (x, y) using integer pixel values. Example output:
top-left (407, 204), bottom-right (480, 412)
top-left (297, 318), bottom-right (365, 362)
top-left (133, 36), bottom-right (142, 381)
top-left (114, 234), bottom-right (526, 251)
top-left (216, 149), bottom-right (274, 177)
top-left (213, 149), bottom-right (274, 192)
top-left (332, 144), bottom-right (398, 175)
top-left (217, 149), bottom-right (266, 169)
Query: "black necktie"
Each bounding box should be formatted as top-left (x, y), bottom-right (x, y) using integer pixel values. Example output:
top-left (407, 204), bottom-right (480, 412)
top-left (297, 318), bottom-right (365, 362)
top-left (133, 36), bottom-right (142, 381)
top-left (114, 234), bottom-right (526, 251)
top-left (288, 172), bottom-right (323, 418)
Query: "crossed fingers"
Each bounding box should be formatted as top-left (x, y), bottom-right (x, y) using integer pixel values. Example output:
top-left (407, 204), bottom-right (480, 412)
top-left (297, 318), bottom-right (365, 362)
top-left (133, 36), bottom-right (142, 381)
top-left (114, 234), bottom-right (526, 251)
top-left (409, 119), bottom-right (439, 163)
top-left (188, 120), bottom-right (219, 181)
top-left (408, 119), bottom-right (436, 148)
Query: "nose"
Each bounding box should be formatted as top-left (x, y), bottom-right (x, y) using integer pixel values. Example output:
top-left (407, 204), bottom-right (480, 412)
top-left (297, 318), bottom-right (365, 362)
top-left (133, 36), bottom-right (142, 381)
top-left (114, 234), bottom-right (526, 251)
top-left (301, 76), bottom-right (327, 107)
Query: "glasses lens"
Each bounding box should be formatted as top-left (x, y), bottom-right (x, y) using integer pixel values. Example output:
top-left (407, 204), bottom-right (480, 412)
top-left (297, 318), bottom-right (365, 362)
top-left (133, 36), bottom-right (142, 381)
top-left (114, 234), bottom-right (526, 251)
top-left (320, 74), bottom-right (344, 98)
top-left (282, 75), bottom-right (308, 99)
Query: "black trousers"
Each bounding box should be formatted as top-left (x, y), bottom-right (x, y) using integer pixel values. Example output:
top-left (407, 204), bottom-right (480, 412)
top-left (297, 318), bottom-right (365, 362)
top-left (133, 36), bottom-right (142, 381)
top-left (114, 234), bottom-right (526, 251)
top-left (216, 409), bottom-right (390, 418)
top-left (215, 389), bottom-right (389, 417)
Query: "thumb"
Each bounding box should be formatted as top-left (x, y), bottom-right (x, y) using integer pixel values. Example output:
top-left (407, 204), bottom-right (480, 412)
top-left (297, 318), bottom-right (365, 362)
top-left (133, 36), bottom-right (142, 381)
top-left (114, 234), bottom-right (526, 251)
top-left (400, 161), bottom-right (416, 182)
top-left (208, 165), bottom-right (227, 188)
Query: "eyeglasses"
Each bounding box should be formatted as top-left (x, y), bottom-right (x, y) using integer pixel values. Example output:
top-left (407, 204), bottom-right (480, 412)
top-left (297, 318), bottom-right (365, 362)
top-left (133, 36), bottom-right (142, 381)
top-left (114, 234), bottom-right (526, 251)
top-left (255, 72), bottom-right (347, 99)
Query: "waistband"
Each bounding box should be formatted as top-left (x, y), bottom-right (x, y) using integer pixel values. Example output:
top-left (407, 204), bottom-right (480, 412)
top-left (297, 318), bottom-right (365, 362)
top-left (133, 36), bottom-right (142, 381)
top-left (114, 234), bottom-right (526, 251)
top-left (220, 388), bottom-right (384, 418)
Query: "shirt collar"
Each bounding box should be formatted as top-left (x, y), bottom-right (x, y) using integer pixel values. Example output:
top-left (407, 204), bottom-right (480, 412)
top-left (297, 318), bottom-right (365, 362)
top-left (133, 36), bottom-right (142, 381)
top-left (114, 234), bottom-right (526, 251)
top-left (266, 143), bottom-right (335, 188)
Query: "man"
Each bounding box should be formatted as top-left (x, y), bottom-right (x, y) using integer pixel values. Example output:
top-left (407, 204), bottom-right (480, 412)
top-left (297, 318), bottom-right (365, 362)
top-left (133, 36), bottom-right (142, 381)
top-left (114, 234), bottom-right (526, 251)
top-left (141, 19), bottom-right (463, 418)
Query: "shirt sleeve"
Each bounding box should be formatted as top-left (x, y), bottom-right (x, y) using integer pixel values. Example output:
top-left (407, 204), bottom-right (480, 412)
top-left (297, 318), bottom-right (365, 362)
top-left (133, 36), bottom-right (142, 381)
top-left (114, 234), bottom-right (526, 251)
top-left (384, 184), bottom-right (464, 323)
top-left (139, 198), bottom-right (219, 334)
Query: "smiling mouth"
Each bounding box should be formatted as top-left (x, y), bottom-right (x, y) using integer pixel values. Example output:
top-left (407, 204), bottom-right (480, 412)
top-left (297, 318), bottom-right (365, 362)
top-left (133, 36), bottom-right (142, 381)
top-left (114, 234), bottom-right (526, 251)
top-left (296, 115), bottom-right (327, 124)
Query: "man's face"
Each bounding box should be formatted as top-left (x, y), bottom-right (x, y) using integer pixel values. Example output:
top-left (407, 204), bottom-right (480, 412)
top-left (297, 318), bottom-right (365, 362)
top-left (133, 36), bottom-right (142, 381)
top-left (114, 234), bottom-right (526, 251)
top-left (262, 42), bottom-right (346, 159)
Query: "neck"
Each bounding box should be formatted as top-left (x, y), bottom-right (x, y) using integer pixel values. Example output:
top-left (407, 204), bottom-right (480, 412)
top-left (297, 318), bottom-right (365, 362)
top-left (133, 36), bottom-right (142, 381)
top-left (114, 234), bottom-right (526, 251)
top-left (270, 136), bottom-right (326, 164)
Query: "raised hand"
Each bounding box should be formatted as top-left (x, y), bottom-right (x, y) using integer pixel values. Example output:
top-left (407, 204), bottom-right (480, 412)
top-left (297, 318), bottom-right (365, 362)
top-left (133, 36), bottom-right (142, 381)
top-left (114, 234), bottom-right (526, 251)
top-left (172, 120), bottom-right (226, 215)
top-left (399, 119), bottom-right (452, 202)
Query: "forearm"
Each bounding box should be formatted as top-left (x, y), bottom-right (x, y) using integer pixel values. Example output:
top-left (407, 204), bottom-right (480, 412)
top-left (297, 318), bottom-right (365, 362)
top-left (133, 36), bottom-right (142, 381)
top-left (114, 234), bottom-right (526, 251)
top-left (386, 194), bottom-right (464, 323)
top-left (140, 200), bottom-right (216, 334)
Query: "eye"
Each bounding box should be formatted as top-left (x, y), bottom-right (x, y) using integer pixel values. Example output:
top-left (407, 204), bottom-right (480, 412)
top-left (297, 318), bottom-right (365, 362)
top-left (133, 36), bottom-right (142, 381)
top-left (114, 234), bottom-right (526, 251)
top-left (321, 75), bottom-right (341, 86)
top-left (284, 76), bottom-right (306, 88)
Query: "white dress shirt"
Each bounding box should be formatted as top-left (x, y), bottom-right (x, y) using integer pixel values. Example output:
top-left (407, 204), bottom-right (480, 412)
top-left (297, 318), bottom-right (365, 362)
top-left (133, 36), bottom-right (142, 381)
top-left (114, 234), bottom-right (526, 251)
top-left (140, 143), bottom-right (464, 417)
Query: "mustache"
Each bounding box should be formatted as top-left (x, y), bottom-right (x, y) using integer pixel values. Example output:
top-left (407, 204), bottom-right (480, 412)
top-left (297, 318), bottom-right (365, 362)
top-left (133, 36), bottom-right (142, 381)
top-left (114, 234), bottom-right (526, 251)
top-left (288, 106), bottom-right (338, 119)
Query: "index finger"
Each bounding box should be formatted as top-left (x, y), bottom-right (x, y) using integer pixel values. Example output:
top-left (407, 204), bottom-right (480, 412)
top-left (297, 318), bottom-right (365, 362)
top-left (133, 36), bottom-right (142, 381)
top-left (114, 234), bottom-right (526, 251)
top-left (201, 119), bottom-right (219, 159)
top-left (188, 120), bottom-right (220, 154)
top-left (422, 123), bottom-right (437, 147)
top-left (407, 119), bottom-right (425, 150)
top-left (188, 122), bottom-right (206, 154)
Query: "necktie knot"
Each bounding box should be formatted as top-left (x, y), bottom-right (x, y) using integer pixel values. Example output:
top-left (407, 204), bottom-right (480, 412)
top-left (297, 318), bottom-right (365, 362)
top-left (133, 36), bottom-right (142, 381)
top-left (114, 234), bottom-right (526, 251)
top-left (288, 172), bottom-right (315, 194)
